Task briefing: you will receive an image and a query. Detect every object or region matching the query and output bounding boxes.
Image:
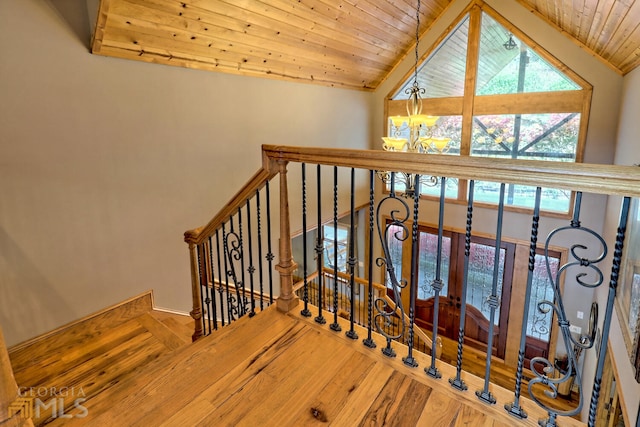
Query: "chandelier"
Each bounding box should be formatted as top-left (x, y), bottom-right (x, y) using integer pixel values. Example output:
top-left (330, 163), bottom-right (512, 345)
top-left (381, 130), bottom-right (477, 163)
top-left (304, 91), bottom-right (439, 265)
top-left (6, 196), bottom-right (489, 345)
top-left (379, 0), bottom-right (450, 197)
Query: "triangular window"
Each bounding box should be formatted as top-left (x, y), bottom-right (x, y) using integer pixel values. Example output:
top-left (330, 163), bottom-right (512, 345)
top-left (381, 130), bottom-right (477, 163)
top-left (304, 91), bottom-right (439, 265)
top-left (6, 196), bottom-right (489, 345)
top-left (384, 2), bottom-right (592, 214)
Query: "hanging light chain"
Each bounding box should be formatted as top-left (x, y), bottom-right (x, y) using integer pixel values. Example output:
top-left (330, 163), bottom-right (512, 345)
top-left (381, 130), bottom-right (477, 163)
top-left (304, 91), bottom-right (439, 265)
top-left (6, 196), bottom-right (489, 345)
top-left (413, 0), bottom-right (421, 88)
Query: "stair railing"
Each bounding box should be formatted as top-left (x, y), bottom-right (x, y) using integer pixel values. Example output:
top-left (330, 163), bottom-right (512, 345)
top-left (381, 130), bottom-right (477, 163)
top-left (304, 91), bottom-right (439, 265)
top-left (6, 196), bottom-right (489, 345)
top-left (186, 144), bottom-right (640, 427)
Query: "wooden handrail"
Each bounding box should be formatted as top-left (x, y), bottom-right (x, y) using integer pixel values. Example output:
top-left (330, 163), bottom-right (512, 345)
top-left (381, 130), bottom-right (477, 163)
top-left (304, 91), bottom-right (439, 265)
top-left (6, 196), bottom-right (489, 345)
top-left (321, 267), bottom-right (387, 292)
top-left (262, 145), bottom-right (640, 197)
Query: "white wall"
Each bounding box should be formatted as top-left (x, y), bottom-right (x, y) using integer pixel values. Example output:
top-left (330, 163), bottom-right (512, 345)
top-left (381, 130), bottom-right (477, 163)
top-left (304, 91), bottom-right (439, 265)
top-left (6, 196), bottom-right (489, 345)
top-left (596, 65), bottom-right (640, 426)
top-left (0, 0), bottom-right (372, 346)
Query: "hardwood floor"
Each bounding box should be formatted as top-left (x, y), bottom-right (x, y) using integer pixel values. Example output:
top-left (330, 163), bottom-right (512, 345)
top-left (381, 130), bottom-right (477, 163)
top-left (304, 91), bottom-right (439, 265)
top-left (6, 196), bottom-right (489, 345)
top-left (9, 298), bottom-right (586, 426)
top-left (8, 293), bottom-right (194, 426)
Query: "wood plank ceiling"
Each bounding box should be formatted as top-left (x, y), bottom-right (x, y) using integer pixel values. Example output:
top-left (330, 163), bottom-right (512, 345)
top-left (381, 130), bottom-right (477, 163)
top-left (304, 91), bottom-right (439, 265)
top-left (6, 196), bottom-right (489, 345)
top-left (92, 0), bottom-right (640, 91)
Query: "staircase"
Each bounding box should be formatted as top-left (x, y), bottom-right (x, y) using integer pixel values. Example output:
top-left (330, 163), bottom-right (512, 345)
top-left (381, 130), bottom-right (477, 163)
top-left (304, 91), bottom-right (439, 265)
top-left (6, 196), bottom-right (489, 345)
top-left (4, 292), bottom-right (193, 426)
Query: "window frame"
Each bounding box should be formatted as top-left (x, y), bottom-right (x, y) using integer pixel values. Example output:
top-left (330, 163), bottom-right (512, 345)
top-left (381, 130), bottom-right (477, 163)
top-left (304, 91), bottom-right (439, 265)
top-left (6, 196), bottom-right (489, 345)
top-left (383, 1), bottom-right (592, 218)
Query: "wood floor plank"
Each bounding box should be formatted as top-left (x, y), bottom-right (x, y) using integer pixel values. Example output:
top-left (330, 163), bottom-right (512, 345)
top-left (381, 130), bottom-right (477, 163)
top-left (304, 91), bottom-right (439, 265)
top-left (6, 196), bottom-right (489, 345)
top-left (205, 327), bottom-right (351, 426)
top-left (415, 390), bottom-right (462, 426)
top-left (306, 357), bottom-right (396, 426)
top-left (69, 308), bottom-right (302, 426)
top-left (282, 351), bottom-right (377, 425)
top-left (136, 312), bottom-right (190, 350)
top-left (8, 292), bottom-right (153, 371)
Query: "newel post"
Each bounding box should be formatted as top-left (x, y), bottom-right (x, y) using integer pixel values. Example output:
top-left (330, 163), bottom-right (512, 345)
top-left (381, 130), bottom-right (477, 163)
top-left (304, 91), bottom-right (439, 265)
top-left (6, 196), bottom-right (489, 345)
top-left (275, 159), bottom-right (299, 312)
top-left (184, 229), bottom-right (204, 341)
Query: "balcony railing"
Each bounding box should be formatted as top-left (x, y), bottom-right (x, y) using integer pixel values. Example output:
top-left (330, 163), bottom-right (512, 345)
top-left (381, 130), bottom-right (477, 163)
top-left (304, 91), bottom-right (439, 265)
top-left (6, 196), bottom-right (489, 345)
top-left (184, 145), bottom-right (640, 427)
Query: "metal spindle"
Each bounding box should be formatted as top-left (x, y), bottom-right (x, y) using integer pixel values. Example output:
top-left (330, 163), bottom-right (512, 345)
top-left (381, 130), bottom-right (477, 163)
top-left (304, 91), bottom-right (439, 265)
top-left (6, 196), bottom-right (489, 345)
top-left (404, 174), bottom-right (421, 367)
top-left (330, 166), bottom-right (342, 332)
top-left (587, 196), bottom-right (631, 426)
top-left (256, 189), bottom-right (265, 311)
top-left (246, 199), bottom-right (256, 317)
top-left (196, 243), bottom-right (208, 335)
top-left (238, 207), bottom-right (247, 317)
top-left (505, 186), bottom-right (542, 418)
top-left (346, 168), bottom-right (358, 339)
top-left (363, 170), bottom-right (376, 348)
top-left (476, 183), bottom-right (506, 405)
top-left (208, 236), bottom-right (218, 331)
top-left (227, 216), bottom-right (243, 319)
top-left (425, 177), bottom-right (446, 379)
top-left (301, 163), bottom-right (312, 317)
top-left (222, 222), bottom-right (234, 323)
top-left (450, 179), bottom-right (476, 391)
top-left (315, 164), bottom-right (326, 324)
top-left (216, 230), bottom-right (226, 327)
top-left (265, 181), bottom-right (274, 304)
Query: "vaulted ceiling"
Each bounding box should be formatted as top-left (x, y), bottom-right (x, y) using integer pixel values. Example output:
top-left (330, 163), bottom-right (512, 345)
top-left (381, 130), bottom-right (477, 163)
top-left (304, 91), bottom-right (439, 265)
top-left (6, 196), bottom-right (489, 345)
top-left (92, 0), bottom-right (640, 91)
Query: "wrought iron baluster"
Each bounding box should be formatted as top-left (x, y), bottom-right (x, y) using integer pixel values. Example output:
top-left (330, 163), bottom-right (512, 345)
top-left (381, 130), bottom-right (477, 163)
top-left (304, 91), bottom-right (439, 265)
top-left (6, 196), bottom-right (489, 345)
top-left (215, 230), bottom-right (225, 327)
top-left (225, 216), bottom-right (244, 319)
top-left (330, 166), bottom-right (342, 332)
top-left (374, 171), bottom-right (409, 358)
top-left (450, 179), bottom-right (476, 391)
top-left (404, 174), bottom-right (421, 368)
top-left (476, 182), bottom-right (506, 404)
top-left (256, 189), bottom-right (265, 311)
top-left (221, 222), bottom-right (234, 323)
top-left (196, 243), bottom-right (208, 335)
top-left (528, 192), bottom-right (607, 426)
top-left (265, 180), bottom-right (274, 304)
top-left (363, 170), bottom-right (376, 348)
top-left (315, 164), bottom-right (326, 325)
top-left (301, 163), bottom-right (312, 317)
top-left (425, 176), bottom-right (446, 379)
top-left (587, 196), bottom-right (630, 427)
top-left (246, 199), bottom-right (256, 317)
top-left (208, 236), bottom-right (218, 332)
top-left (505, 186), bottom-right (542, 418)
top-left (238, 208), bottom-right (248, 317)
top-left (346, 168), bottom-right (358, 339)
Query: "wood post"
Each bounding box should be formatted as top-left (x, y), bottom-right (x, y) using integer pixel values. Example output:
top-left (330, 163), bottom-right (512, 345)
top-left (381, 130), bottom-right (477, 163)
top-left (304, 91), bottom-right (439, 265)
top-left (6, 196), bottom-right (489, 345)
top-left (275, 160), bottom-right (299, 312)
top-left (1, 325), bottom-right (34, 427)
top-left (184, 232), bottom-right (204, 342)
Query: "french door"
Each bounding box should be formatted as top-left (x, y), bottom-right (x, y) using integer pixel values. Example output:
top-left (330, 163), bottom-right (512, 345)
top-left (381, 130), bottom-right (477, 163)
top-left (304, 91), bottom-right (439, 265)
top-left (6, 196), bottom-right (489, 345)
top-left (387, 224), bottom-right (515, 359)
top-left (386, 221), bottom-right (561, 365)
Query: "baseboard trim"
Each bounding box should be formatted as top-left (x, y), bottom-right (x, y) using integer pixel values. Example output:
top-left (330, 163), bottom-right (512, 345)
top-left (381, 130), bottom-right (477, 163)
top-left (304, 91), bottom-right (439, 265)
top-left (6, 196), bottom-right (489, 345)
top-left (8, 290), bottom-right (154, 353)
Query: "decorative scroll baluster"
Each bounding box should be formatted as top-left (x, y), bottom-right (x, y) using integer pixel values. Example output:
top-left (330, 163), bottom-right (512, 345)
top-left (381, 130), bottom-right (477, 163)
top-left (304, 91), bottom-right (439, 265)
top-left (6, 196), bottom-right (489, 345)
top-left (265, 181), bottom-right (275, 304)
top-left (330, 166), bottom-right (342, 332)
top-left (425, 177), bottom-right (446, 379)
top-left (315, 164), bottom-right (326, 325)
top-left (528, 192), bottom-right (608, 426)
top-left (246, 199), bottom-right (256, 317)
top-left (256, 189), bottom-right (265, 311)
top-left (375, 171), bottom-right (409, 358)
top-left (505, 186), bottom-right (542, 418)
top-left (346, 168), bottom-right (358, 339)
top-left (450, 179), bottom-right (476, 391)
top-left (301, 163), bottom-right (312, 317)
top-left (404, 174), bottom-right (421, 367)
top-left (221, 222), bottom-right (234, 322)
top-left (215, 230), bottom-right (226, 327)
top-left (476, 183), bottom-right (505, 404)
top-left (225, 216), bottom-right (246, 319)
top-left (587, 196), bottom-right (630, 427)
top-left (207, 236), bottom-right (218, 331)
top-left (363, 170), bottom-right (376, 348)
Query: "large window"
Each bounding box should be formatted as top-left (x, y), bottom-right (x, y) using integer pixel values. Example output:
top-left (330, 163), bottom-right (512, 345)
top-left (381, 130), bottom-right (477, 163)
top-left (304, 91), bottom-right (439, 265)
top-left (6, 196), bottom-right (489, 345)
top-left (385, 3), bottom-right (591, 214)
